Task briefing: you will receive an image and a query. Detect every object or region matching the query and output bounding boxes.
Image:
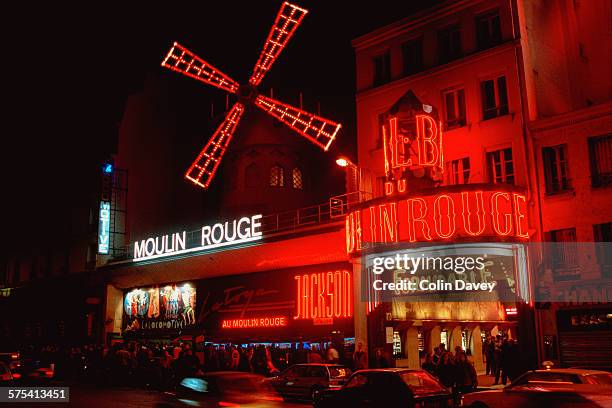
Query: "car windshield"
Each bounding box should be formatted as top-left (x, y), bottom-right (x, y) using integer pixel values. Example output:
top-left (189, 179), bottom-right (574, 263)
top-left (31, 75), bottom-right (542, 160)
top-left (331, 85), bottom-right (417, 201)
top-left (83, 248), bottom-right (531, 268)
top-left (400, 371), bottom-right (447, 392)
top-left (329, 367), bottom-right (351, 378)
top-left (513, 372), bottom-right (581, 385)
top-left (584, 374), bottom-right (612, 385)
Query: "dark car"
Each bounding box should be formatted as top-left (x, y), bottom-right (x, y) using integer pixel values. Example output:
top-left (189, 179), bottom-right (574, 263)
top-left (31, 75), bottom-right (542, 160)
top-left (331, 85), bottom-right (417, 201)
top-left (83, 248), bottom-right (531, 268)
top-left (267, 363), bottom-right (352, 400)
top-left (462, 368), bottom-right (612, 407)
top-left (313, 368), bottom-right (453, 408)
top-left (156, 371), bottom-right (284, 408)
top-left (0, 362), bottom-right (16, 383)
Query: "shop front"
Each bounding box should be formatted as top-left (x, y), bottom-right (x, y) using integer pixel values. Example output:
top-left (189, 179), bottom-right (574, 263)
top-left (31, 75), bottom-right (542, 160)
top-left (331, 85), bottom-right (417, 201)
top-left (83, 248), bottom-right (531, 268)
top-left (345, 183), bottom-right (534, 371)
top-left (195, 263), bottom-right (354, 359)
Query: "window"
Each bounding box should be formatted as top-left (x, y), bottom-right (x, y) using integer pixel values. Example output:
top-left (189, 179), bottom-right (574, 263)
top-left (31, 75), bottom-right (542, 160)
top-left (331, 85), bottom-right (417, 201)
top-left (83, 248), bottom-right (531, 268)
top-left (547, 228), bottom-right (579, 281)
top-left (487, 148), bottom-right (514, 184)
top-left (543, 144), bottom-right (571, 194)
top-left (438, 25), bottom-right (462, 63)
top-left (269, 165), bottom-right (284, 187)
top-left (402, 37), bottom-right (423, 76)
top-left (291, 168), bottom-right (303, 190)
top-left (448, 157), bottom-right (470, 185)
top-left (245, 163), bottom-right (261, 188)
top-left (481, 76), bottom-right (508, 120)
top-left (373, 52), bottom-right (391, 86)
top-left (345, 373), bottom-right (368, 389)
top-left (476, 10), bottom-right (502, 50)
top-left (588, 134), bottom-right (612, 187)
top-left (443, 88), bottom-right (466, 129)
top-left (594, 222), bottom-right (612, 277)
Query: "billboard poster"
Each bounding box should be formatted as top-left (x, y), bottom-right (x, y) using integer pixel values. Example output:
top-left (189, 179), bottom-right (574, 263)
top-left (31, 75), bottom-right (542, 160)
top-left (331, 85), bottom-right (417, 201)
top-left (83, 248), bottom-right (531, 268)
top-left (123, 282), bottom-right (196, 333)
top-left (196, 263), bottom-right (353, 339)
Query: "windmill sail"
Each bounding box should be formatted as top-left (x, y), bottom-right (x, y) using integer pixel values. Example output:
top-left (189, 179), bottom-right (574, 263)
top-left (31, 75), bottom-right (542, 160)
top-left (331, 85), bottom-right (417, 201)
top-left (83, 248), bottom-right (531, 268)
top-left (185, 103), bottom-right (245, 188)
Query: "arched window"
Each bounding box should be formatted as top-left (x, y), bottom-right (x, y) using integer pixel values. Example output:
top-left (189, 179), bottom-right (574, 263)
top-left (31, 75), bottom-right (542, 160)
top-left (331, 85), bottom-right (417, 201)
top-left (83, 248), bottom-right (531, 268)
top-left (292, 168), bottom-right (303, 190)
top-left (245, 163), bottom-right (261, 188)
top-left (270, 165), bottom-right (285, 187)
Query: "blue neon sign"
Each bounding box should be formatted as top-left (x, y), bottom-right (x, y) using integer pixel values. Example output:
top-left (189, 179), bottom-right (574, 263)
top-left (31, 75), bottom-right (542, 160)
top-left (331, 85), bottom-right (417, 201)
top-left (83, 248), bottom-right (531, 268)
top-left (98, 201), bottom-right (111, 254)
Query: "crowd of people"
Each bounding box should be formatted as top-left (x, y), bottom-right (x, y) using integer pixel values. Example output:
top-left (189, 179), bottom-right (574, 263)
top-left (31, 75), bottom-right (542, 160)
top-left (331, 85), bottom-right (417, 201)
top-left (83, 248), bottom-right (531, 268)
top-left (16, 341), bottom-right (347, 389)
top-left (421, 344), bottom-right (478, 396)
top-left (483, 335), bottom-right (522, 385)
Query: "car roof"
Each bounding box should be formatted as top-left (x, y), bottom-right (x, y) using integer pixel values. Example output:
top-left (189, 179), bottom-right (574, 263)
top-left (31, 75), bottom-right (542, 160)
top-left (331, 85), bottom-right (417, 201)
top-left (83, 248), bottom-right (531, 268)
top-left (530, 368), bottom-right (612, 376)
top-left (352, 368), bottom-right (422, 374)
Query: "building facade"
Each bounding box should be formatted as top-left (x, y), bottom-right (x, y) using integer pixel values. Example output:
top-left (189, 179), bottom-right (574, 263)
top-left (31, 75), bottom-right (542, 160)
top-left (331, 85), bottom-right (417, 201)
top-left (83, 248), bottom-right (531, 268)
top-left (351, 0), bottom-right (611, 370)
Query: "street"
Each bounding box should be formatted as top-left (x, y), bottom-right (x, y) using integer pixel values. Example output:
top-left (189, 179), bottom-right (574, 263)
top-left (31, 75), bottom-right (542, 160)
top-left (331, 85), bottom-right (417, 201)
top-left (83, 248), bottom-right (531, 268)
top-left (28, 383), bottom-right (311, 408)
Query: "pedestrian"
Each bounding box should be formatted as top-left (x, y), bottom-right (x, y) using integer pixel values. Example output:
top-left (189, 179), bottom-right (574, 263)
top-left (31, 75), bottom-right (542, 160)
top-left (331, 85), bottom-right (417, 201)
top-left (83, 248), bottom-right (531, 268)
top-left (437, 352), bottom-right (455, 390)
top-left (485, 336), bottom-right (495, 376)
top-left (422, 352), bottom-right (436, 376)
top-left (454, 352), bottom-right (477, 395)
top-left (326, 345), bottom-right (339, 363)
top-left (353, 342), bottom-right (367, 370)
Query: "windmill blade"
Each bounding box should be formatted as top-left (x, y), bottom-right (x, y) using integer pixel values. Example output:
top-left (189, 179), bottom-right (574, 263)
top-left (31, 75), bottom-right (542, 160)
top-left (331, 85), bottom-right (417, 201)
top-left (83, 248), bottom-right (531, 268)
top-left (249, 2), bottom-right (308, 86)
top-left (255, 94), bottom-right (341, 151)
top-left (162, 42), bottom-right (239, 94)
top-left (185, 102), bottom-right (245, 189)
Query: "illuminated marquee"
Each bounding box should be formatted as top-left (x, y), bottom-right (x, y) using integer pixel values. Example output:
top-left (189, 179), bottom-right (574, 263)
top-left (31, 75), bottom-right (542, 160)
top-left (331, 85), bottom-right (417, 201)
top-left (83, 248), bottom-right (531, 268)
top-left (346, 188), bottom-right (529, 254)
top-left (98, 201), bottom-right (111, 255)
top-left (221, 316), bottom-right (287, 329)
top-left (133, 214), bottom-right (263, 261)
top-left (294, 270), bottom-right (353, 320)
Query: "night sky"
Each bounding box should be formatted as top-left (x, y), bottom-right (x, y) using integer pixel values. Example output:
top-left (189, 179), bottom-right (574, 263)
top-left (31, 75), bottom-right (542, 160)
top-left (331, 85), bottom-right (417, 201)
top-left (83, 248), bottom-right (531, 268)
top-left (2, 1), bottom-right (436, 252)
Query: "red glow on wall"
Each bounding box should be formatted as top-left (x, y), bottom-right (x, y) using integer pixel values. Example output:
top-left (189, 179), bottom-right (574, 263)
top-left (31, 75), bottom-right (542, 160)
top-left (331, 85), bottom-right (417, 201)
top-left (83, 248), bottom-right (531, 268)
top-left (221, 316), bottom-right (288, 329)
top-left (346, 188), bottom-right (529, 254)
top-left (294, 271), bottom-right (352, 320)
top-left (160, 2), bottom-right (341, 189)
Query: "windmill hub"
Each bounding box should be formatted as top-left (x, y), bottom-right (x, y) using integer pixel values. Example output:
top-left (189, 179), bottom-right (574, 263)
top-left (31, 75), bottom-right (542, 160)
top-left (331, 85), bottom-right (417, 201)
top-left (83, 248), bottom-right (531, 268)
top-left (237, 83), bottom-right (259, 105)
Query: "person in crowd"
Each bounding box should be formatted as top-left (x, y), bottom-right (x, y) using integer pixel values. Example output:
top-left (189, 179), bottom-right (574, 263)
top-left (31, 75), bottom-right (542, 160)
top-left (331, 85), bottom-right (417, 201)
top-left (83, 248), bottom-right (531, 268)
top-left (421, 352), bottom-right (436, 376)
top-left (230, 346), bottom-right (240, 370)
top-left (485, 336), bottom-right (495, 376)
top-left (353, 342), bottom-right (367, 370)
top-left (454, 352), bottom-right (477, 395)
top-left (326, 345), bottom-right (340, 363)
top-left (437, 352), bottom-right (455, 390)
top-left (493, 335), bottom-right (503, 385)
top-left (308, 347), bottom-right (323, 363)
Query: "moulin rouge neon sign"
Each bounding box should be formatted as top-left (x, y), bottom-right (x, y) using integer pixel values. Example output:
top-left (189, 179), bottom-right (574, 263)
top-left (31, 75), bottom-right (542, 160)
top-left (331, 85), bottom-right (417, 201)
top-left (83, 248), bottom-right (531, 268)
top-left (383, 114), bottom-right (443, 175)
top-left (345, 188), bottom-right (529, 254)
top-left (133, 215), bottom-right (262, 261)
top-left (293, 271), bottom-right (353, 320)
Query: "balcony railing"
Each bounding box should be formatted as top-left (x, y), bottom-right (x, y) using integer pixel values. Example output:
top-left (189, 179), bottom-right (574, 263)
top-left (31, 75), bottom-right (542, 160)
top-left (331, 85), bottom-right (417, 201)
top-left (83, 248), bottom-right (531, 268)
top-left (106, 190), bottom-right (371, 263)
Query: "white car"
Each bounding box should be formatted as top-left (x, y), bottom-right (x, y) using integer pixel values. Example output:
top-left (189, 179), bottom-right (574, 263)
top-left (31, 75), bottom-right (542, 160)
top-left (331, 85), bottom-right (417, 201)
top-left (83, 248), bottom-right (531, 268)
top-left (462, 368), bottom-right (612, 408)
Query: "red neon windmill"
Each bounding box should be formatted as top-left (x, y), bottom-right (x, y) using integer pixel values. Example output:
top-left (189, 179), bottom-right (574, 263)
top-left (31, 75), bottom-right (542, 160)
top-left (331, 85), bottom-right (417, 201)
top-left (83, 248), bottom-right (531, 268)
top-left (161, 2), bottom-right (342, 189)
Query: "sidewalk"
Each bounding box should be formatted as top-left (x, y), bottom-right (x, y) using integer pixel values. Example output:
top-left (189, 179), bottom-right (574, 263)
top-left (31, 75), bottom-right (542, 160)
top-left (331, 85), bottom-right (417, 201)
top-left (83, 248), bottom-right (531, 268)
top-left (477, 372), bottom-right (506, 389)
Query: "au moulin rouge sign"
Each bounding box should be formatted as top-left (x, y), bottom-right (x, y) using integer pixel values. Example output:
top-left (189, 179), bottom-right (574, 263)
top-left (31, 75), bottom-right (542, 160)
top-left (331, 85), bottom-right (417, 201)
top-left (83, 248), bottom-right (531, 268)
top-left (346, 95), bottom-right (529, 254)
top-left (196, 267), bottom-right (353, 332)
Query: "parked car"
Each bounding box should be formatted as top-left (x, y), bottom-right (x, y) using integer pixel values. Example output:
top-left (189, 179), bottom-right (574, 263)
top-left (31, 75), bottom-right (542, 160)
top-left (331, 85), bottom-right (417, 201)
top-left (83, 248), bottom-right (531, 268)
top-left (266, 363), bottom-right (352, 400)
top-left (155, 372), bottom-right (284, 408)
top-left (0, 362), bottom-right (16, 383)
top-left (461, 368), bottom-right (612, 407)
top-left (0, 352), bottom-right (21, 373)
top-left (313, 368), bottom-right (453, 408)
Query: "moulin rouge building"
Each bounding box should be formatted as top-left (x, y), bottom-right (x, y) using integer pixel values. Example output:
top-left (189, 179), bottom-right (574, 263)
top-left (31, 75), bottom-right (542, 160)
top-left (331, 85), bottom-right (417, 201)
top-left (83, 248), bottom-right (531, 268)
top-left (350, 0), bottom-right (612, 371)
top-left (5, 0), bottom-right (608, 372)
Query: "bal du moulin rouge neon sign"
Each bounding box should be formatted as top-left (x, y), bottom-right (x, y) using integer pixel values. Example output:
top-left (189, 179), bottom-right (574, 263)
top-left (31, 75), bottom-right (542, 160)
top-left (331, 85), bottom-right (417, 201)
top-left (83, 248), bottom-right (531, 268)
top-left (345, 95), bottom-right (529, 254)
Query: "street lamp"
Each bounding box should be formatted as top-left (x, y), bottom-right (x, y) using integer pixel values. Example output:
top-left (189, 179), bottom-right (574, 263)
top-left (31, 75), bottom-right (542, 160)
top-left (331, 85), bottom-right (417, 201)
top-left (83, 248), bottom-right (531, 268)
top-left (336, 156), bottom-right (359, 194)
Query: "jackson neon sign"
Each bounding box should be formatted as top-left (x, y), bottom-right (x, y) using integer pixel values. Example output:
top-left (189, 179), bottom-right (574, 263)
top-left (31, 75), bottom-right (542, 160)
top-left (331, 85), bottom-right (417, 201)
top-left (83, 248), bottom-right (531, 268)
top-left (133, 214), bottom-right (263, 261)
top-left (294, 270), bottom-right (353, 320)
top-left (345, 188), bottom-right (529, 254)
